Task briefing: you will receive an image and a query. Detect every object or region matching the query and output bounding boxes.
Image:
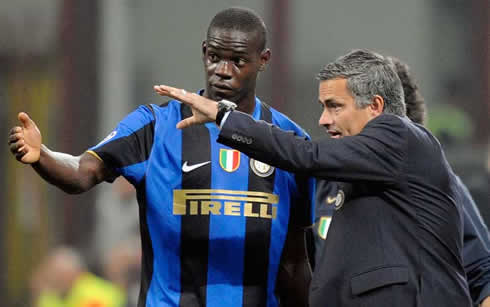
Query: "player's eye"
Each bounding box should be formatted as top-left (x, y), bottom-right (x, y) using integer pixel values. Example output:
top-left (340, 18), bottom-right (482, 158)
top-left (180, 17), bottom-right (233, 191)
top-left (208, 53), bottom-right (219, 62)
top-left (232, 57), bottom-right (246, 66)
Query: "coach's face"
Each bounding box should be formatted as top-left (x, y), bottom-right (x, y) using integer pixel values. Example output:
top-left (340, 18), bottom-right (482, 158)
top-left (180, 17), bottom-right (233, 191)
top-left (202, 27), bottom-right (270, 110)
top-left (318, 78), bottom-right (383, 138)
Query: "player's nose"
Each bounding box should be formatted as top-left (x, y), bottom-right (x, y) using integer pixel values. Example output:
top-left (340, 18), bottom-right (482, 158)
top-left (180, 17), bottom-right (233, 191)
top-left (215, 60), bottom-right (232, 79)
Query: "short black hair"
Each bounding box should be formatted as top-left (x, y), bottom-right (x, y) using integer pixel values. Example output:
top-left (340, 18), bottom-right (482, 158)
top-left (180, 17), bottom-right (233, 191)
top-left (388, 56), bottom-right (427, 125)
top-left (207, 7), bottom-right (267, 52)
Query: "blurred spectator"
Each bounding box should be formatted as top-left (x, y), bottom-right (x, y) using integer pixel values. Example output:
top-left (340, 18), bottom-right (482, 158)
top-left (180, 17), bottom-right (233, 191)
top-left (30, 247), bottom-right (126, 307)
top-left (93, 177), bottom-right (140, 266)
top-left (102, 237), bottom-right (141, 307)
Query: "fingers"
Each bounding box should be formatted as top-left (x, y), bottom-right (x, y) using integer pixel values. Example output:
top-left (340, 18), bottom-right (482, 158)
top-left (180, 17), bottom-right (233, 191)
top-left (10, 141), bottom-right (28, 163)
top-left (154, 85), bottom-right (194, 106)
top-left (8, 127), bottom-right (22, 142)
top-left (153, 85), bottom-right (216, 108)
top-left (154, 85), bottom-right (217, 126)
top-left (18, 112), bottom-right (34, 129)
top-left (8, 137), bottom-right (31, 162)
top-left (14, 147), bottom-right (28, 162)
top-left (153, 85), bottom-right (174, 98)
top-left (9, 139), bottom-right (24, 152)
top-left (9, 131), bottom-right (25, 149)
top-left (176, 117), bottom-right (197, 129)
top-left (8, 126), bottom-right (26, 158)
top-left (8, 127), bottom-right (23, 149)
top-left (8, 131), bottom-right (23, 145)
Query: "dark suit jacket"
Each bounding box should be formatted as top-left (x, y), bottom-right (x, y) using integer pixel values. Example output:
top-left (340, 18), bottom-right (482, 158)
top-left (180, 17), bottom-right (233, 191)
top-left (455, 175), bottom-right (490, 304)
top-left (313, 177), bottom-right (490, 306)
top-left (218, 112), bottom-right (472, 307)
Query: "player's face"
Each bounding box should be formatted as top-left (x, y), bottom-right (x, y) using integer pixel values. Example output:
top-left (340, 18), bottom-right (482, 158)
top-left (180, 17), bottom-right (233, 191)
top-left (202, 28), bottom-right (269, 107)
top-left (318, 79), bottom-right (375, 138)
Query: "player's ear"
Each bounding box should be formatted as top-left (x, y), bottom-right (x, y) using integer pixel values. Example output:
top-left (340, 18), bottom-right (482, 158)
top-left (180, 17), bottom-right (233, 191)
top-left (369, 95), bottom-right (385, 116)
top-left (259, 48), bottom-right (271, 71)
top-left (202, 41), bottom-right (207, 58)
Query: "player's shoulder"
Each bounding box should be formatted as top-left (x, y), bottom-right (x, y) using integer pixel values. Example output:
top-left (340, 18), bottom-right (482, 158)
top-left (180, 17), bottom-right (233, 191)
top-left (144, 99), bottom-right (184, 120)
top-left (146, 99), bottom-right (181, 113)
top-left (112, 104), bottom-right (156, 132)
top-left (116, 100), bottom-right (176, 130)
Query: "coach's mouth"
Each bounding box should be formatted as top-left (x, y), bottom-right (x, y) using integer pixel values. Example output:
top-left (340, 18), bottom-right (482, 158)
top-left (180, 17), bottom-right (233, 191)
top-left (327, 130), bottom-right (341, 138)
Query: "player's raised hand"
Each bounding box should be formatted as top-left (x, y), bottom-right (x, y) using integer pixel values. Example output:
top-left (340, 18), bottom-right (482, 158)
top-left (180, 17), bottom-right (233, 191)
top-left (153, 85), bottom-right (218, 129)
top-left (8, 112), bottom-right (42, 164)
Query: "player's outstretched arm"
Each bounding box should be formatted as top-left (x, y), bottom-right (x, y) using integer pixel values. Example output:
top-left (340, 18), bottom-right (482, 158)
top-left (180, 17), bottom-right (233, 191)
top-left (8, 112), bottom-right (108, 194)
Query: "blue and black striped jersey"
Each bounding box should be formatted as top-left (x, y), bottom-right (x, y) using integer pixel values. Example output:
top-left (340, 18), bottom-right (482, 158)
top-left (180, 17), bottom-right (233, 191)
top-left (87, 96), bottom-right (315, 307)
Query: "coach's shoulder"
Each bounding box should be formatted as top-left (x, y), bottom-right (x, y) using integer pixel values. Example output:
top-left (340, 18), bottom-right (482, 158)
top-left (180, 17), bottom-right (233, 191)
top-left (367, 114), bottom-right (408, 131)
top-left (360, 114), bottom-right (409, 148)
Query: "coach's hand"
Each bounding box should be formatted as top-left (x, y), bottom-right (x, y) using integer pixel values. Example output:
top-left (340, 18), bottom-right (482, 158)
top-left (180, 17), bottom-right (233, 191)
top-left (8, 112), bottom-right (42, 164)
top-left (154, 85), bottom-right (218, 129)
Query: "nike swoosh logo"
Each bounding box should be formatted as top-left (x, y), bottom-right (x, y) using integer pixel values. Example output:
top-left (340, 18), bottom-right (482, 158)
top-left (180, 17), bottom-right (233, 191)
top-left (326, 196), bottom-right (337, 204)
top-left (182, 161), bottom-right (211, 173)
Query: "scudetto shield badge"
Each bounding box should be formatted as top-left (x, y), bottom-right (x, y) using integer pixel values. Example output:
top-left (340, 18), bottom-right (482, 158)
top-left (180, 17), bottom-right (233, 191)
top-left (250, 159), bottom-right (275, 177)
top-left (219, 149), bottom-right (240, 172)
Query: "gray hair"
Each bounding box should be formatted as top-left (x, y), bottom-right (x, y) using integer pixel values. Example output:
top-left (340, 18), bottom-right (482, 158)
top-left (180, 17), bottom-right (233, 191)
top-left (317, 49), bottom-right (406, 116)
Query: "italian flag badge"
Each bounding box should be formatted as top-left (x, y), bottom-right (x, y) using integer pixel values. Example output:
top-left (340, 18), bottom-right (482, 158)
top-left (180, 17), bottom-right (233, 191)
top-left (219, 149), bottom-right (240, 172)
top-left (318, 216), bottom-right (332, 239)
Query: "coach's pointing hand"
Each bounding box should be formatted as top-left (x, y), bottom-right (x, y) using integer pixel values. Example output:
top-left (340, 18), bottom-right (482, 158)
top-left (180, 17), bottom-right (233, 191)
top-left (154, 85), bottom-right (218, 129)
top-left (8, 112), bottom-right (42, 164)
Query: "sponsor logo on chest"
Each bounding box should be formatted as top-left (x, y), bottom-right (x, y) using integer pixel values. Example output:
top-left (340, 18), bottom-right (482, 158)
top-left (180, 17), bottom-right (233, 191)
top-left (173, 189), bottom-right (279, 219)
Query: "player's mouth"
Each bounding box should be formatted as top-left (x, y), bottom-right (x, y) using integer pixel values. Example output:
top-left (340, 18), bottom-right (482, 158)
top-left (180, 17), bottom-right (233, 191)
top-left (212, 83), bottom-right (233, 93)
top-left (327, 130), bottom-right (342, 138)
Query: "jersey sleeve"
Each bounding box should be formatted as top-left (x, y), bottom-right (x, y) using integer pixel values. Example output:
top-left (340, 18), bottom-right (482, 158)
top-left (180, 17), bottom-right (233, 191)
top-left (86, 105), bottom-right (156, 184)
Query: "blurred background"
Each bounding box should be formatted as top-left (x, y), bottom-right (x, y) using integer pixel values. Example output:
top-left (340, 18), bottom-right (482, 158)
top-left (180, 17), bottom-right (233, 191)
top-left (0, 0), bottom-right (488, 306)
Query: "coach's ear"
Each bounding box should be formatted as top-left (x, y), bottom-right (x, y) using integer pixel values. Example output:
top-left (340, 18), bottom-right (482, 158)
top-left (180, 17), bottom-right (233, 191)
top-left (369, 95), bottom-right (384, 117)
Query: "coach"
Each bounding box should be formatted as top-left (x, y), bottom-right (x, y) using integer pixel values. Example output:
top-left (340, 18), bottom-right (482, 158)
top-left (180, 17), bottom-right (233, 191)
top-left (155, 49), bottom-right (472, 306)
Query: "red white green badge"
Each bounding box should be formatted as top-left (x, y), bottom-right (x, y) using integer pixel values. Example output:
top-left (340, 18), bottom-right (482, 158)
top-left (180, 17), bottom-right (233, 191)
top-left (219, 149), bottom-right (240, 172)
top-left (318, 216), bottom-right (332, 239)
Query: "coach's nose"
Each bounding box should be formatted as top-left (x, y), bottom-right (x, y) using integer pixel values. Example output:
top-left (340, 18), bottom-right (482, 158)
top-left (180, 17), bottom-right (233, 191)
top-left (318, 108), bottom-right (333, 127)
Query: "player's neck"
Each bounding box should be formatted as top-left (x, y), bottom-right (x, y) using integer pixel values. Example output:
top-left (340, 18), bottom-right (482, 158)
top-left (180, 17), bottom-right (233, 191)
top-left (236, 96), bottom-right (256, 115)
top-left (202, 89), bottom-right (256, 115)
